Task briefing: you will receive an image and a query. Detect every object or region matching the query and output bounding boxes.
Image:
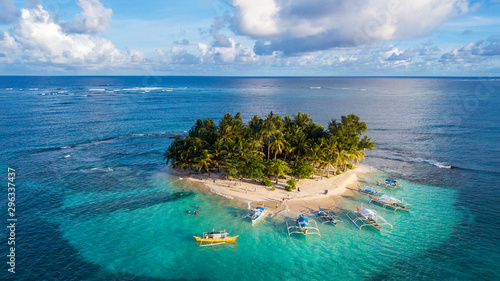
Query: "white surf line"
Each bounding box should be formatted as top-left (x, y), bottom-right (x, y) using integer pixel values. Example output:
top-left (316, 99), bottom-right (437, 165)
top-left (209, 188), bottom-right (234, 199)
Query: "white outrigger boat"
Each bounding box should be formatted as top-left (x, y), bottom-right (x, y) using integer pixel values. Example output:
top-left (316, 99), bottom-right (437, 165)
top-left (376, 179), bottom-right (403, 189)
top-left (193, 229), bottom-right (239, 247)
top-left (369, 195), bottom-right (412, 212)
top-left (314, 206), bottom-right (342, 225)
top-left (286, 214), bottom-right (321, 236)
top-left (244, 205), bottom-right (272, 223)
top-left (346, 206), bottom-right (393, 231)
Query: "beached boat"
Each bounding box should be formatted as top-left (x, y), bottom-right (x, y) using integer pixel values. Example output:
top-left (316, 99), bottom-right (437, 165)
top-left (346, 206), bottom-right (392, 231)
top-left (349, 185), bottom-right (384, 196)
top-left (314, 206), bottom-right (342, 225)
top-left (287, 214), bottom-right (321, 236)
top-left (369, 195), bottom-right (412, 212)
top-left (193, 230), bottom-right (238, 246)
top-left (376, 179), bottom-right (403, 189)
top-left (244, 205), bottom-right (271, 223)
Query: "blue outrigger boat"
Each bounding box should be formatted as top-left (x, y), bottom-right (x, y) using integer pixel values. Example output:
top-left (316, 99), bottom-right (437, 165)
top-left (353, 186), bottom-right (384, 196)
top-left (286, 214), bottom-right (321, 236)
top-left (376, 179), bottom-right (403, 189)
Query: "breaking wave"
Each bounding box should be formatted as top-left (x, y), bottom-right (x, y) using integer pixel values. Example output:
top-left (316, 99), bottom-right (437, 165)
top-left (369, 149), bottom-right (452, 169)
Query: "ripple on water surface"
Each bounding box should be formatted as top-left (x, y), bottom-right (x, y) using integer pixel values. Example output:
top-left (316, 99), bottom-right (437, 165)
top-left (55, 171), bottom-right (461, 280)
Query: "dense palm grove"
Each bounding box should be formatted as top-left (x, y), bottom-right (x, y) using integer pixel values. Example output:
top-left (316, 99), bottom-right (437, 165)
top-left (164, 112), bottom-right (375, 185)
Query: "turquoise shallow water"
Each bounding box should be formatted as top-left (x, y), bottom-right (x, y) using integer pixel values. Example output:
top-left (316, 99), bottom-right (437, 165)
top-left (0, 76), bottom-right (498, 280)
top-left (55, 170), bottom-right (460, 281)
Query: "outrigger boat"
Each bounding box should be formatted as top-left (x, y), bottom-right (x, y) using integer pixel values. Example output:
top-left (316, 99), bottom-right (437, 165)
top-left (346, 206), bottom-right (393, 231)
top-left (314, 206), bottom-right (342, 225)
top-left (348, 185), bottom-right (384, 196)
top-left (376, 179), bottom-right (403, 189)
top-left (244, 205), bottom-right (272, 223)
top-left (193, 229), bottom-right (238, 246)
top-left (369, 195), bottom-right (412, 212)
top-left (286, 214), bottom-right (320, 236)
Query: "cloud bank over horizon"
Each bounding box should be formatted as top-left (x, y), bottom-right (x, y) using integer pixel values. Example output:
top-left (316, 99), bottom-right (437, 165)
top-left (0, 0), bottom-right (499, 75)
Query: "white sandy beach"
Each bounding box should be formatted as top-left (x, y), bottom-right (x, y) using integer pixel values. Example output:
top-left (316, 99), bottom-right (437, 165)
top-left (170, 164), bottom-right (373, 212)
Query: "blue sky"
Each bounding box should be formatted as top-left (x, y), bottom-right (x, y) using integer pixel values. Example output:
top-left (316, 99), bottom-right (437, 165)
top-left (0, 0), bottom-right (499, 76)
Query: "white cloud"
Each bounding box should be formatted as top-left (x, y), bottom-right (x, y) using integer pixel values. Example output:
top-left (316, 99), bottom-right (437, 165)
top-left (0, 31), bottom-right (18, 63)
top-left (65, 0), bottom-right (113, 34)
top-left (440, 36), bottom-right (500, 64)
top-left (210, 16), bottom-right (231, 47)
top-left (232, 0), bottom-right (472, 55)
top-left (164, 46), bottom-right (200, 64)
top-left (233, 0), bottom-right (280, 37)
top-left (198, 37), bottom-right (258, 64)
top-left (8, 5), bottom-right (142, 68)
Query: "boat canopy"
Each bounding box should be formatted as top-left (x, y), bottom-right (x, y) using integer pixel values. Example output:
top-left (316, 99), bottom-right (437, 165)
top-left (380, 195), bottom-right (401, 203)
top-left (256, 207), bottom-right (265, 211)
top-left (298, 217), bottom-right (308, 223)
top-left (359, 208), bottom-right (375, 218)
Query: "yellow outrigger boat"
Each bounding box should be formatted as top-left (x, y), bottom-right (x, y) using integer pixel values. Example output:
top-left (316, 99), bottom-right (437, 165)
top-left (193, 230), bottom-right (238, 246)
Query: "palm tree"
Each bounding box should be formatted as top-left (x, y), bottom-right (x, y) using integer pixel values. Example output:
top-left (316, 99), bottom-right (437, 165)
top-left (308, 142), bottom-right (324, 178)
top-left (261, 122), bottom-right (276, 160)
top-left (270, 132), bottom-right (288, 159)
top-left (348, 149), bottom-right (365, 167)
top-left (293, 111), bottom-right (312, 128)
top-left (195, 149), bottom-right (212, 173)
top-left (211, 139), bottom-right (224, 172)
top-left (290, 128), bottom-right (308, 161)
top-left (323, 136), bottom-right (338, 177)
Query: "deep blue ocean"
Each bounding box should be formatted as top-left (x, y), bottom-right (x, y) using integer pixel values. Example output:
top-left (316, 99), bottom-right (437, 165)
top-left (0, 76), bottom-right (499, 280)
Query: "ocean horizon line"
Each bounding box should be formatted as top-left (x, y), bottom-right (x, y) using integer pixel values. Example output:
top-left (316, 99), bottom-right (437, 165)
top-left (1, 75), bottom-right (499, 79)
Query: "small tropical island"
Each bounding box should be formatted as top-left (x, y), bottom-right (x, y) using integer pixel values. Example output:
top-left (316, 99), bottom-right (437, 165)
top-left (165, 112), bottom-right (375, 211)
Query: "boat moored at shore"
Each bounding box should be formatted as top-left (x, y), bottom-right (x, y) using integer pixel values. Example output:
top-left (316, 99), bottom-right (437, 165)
top-left (369, 195), bottom-right (412, 212)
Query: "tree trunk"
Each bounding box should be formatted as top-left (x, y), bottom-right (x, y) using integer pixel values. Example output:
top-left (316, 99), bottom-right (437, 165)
top-left (267, 139), bottom-right (271, 160)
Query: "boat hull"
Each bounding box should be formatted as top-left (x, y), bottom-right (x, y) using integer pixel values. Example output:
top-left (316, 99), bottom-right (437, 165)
top-left (376, 180), bottom-right (403, 189)
top-left (193, 235), bottom-right (239, 243)
top-left (369, 196), bottom-right (411, 212)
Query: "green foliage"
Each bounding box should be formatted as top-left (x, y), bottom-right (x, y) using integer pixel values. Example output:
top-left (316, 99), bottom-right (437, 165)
top-left (164, 112), bottom-right (375, 181)
top-left (286, 178), bottom-right (297, 191)
top-left (262, 177), bottom-right (273, 187)
top-left (291, 159), bottom-right (314, 180)
top-left (227, 154), bottom-right (265, 179)
top-left (244, 154), bottom-right (266, 179)
top-left (266, 159), bottom-right (291, 184)
top-left (271, 186), bottom-right (275, 191)
top-left (336, 170), bottom-right (342, 175)
top-left (226, 166), bottom-right (240, 178)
